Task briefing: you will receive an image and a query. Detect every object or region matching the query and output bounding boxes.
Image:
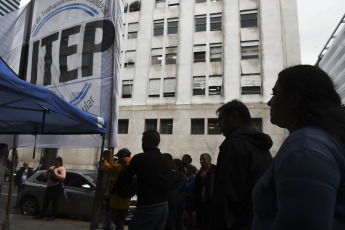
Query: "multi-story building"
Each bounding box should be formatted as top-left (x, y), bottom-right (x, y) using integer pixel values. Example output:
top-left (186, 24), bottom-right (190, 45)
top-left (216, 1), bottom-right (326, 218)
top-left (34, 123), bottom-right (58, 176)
top-left (0, 0), bottom-right (21, 16)
top-left (115, 0), bottom-right (301, 165)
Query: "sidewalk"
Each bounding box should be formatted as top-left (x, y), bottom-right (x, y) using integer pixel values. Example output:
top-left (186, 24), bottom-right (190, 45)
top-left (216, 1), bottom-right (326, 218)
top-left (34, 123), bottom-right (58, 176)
top-left (8, 215), bottom-right (129, 230)
top-left (9, 214), bottom-right (95, 230)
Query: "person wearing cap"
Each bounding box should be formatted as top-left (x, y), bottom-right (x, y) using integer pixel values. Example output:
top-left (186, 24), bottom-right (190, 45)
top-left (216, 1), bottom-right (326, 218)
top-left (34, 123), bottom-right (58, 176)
top-left (103, 148), bottom-right (132, 230)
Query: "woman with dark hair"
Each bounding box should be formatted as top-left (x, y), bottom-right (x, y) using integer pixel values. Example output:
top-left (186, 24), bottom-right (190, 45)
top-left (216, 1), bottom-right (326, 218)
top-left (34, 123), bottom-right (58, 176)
top-left (34, 157), bottom-right (66, 220)
top-left (252, 65), bottom-right (345, 230)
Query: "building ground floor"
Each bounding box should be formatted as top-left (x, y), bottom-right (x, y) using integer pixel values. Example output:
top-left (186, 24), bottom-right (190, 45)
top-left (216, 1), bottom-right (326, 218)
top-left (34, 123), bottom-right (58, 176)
top-left (16, 103), bottom-right (287, 170)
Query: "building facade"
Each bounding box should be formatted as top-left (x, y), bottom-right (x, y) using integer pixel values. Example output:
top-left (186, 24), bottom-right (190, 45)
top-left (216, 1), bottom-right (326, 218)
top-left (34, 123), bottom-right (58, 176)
top-left (19, 0), bottom-right (300, 169)
top-left (0, 0), bottom-right (21, 16)
top-left (114, 0), bottom-right (300, 166)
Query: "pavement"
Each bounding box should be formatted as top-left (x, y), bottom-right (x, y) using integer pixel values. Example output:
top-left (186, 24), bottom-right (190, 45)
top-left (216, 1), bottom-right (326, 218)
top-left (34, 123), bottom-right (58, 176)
top-left (8, 214), bottom-right (129, 230)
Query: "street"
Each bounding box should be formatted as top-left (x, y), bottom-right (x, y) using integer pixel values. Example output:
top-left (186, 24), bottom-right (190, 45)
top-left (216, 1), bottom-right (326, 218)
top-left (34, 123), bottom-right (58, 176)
top-left (0, 182), bottom-right (128, 229)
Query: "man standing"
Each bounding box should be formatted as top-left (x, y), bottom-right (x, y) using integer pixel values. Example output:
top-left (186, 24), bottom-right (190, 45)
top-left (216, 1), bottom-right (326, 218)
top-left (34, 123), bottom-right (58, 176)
top-left (210, 100), bottom-right (272, 230)
top-left (35, 157), bottom-right (47, 172)
top-left (15, 161), bottom-right (34, 207)
top-left (104, 148), bottom-right (132, 230)
top-left (192, 153), bottom-right (216, 230)
top-left (0, 143), bottom-right (18, 198)
top-left (116, 130), bottom-right (171, 230)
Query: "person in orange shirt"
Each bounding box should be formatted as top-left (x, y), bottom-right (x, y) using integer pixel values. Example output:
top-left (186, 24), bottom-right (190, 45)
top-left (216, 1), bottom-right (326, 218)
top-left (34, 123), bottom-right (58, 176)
top-left (104, 148), bottom-right (132, 230)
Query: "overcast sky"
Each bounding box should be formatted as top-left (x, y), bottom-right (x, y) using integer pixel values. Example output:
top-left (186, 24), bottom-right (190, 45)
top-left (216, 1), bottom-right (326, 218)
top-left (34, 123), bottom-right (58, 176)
top-left (19, 0), bottom-right (345, 65)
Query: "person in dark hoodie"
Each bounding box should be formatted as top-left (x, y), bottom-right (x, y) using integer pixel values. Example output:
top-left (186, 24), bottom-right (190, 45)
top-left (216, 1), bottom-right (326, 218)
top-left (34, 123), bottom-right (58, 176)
top-left (209, 99), bottom-right (272, 230)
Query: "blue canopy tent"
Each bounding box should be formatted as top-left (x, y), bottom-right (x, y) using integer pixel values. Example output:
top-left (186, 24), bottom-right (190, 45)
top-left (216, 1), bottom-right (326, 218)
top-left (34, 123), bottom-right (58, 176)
top-left (0, 57), bottom-right (107, 135)
top-left (0, 57), bottom-right (108, 228)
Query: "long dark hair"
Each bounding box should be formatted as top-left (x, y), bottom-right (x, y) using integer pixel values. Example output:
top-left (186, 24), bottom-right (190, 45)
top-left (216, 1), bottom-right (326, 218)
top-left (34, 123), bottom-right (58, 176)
top-left (278, 65), bottom-right (345, 144)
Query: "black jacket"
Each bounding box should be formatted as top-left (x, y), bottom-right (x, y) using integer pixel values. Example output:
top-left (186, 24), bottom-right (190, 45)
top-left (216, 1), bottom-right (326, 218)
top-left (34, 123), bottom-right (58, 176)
top-left (15, 167), bottom-right (34, 186)
top-left (116, 147), bottom-right (172, 207)
top-left (210, 125), bottom-right (272, 230)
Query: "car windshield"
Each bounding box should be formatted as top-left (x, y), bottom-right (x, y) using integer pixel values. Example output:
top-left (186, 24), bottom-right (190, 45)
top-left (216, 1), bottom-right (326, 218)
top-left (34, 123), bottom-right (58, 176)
top-left (83, 173), bottom-right (98, 183)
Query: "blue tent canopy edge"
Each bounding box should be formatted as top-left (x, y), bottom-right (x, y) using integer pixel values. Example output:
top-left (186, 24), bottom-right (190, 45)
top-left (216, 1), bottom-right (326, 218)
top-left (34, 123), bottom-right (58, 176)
top-left (0, 57), bottom-right (107, 135)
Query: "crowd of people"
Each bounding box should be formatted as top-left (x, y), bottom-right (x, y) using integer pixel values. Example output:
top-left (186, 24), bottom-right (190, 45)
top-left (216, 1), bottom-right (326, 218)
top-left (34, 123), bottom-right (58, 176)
top-left (0, 64), bottom-right (344, 229)
top-left (101, 65), bottom-right (345, 230)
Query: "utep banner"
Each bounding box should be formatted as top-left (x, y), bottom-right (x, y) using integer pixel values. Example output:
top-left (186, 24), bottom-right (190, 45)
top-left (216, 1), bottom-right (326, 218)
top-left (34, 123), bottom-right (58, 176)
top-left (0, 0), bottom-right (123, 148)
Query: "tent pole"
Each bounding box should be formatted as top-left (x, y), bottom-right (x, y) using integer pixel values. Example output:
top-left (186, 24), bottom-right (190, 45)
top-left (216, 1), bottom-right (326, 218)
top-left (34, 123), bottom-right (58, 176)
top-left (5, 134), bottom-right (18, 229)
top-left (90, 134), bottom-right (106, 230)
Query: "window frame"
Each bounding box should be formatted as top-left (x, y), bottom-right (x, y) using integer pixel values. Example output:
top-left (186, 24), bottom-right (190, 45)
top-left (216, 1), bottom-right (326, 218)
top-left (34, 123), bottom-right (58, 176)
top-left (210, 13), bottom-right (222, 31)
top-left (195, 15), bottom-right (207, 32)
top-left (148, 78), bottom-right (161, 97)
top-left (194, 44), bottom-right (206, 63)
top-left (163, 78), bottom-right (176, 97)
top-left (209, 75), bottom-right (222, 95)
top-left (240, 10), bottom-right (258, 28)
top-left (165, 46), bottom-right (178, 65)
top-left (208, 118), bottom-right (221, 135)
top-left (193, 76), bottom-right (206, 96)
top-left (210, 43), bottom-right (222, 62)
top-left (118, 119), bottom-right (129, 134)
top-left (191, 118), bottom-right (205, 135)
top-left (154, 19), bottom-right (164, 36)
top-left (160, 119), bottom-right (173, 134)
top-left (241, 41), bottom-right (260, 59)
top-left (145, 119), bottom-right (158, 131)
top-left (151, 48), bottom-right (163, 65)
top-left (241, 74), bottom-right (262, 95)
top-left (122, 80), bottom-right (133, 98)
top-left (167, 18), bottom-right (178, 34)
top-left (128, 22), bottom-right (139, 39)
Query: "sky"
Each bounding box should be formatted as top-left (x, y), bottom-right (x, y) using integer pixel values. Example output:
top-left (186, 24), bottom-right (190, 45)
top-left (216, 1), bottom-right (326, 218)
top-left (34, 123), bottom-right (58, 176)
top-left (19, 0), bottom-right (345, 65)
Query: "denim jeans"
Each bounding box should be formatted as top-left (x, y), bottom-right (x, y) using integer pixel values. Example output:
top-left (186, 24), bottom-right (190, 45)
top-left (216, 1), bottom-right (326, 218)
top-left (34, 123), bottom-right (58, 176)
top-left (129, 203), bottom-right (168, 230)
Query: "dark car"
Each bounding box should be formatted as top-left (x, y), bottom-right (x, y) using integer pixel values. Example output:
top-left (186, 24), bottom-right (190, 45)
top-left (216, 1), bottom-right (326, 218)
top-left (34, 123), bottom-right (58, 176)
top-left (18, 169), bottom-right (137, 220)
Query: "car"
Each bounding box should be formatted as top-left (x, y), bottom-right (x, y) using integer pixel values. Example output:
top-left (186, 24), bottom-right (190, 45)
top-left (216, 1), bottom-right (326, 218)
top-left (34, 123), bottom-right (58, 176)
top-left (18, 169), bottom-right (137, 221)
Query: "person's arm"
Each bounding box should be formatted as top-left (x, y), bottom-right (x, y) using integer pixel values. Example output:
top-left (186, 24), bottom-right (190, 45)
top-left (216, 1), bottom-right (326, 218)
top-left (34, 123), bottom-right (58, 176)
top-left (211, 141), bottom-right (248, 229)
top-left (53, 167), bottom-right (66, 180)
top-left (115, 157), bottom-right (136, 188)
top-left (272, 150), bottom-right (340, 230)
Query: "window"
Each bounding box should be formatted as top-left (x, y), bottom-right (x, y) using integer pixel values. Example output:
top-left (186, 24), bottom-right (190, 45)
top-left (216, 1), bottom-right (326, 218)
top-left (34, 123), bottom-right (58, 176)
top-left (251, 118), bottom-right (262, 132)
top-left (194, 44), bottom-right (206, 63)
top-left (152, 48), bottom-right (163, 65)
top-left (241, 41), bottom-right (259, 59)
top-left (240, 10), bottom-right (258, 28)
top-left (124, 50), bottom-right (136, 67)
top-left (160, 119), bottom-right (173, 134)
top-left (241, 74), bottom-right (261, 94)
top-left (191, 119), bottom-right (204, 134)
top-left (156, 0), bottom-right (166, 8)
top-left (196, 0), bottom-right (206, 3)
top-left (166, 47), bottom-right (177, 64)
top-left (128, 23), bottom-right (139, 39)
top-left (195, 15), bottom-right (206, 32)
top-left (210, 43), bottom-right (222, 62)
top-left (129, 1), bottom-right (141, 12)
top-left (164, 78), bottom-right (176, 97)
top-left (168, 18), bottom-right (178, 34)
top-left (169, 0), bottom-right (179, 7)
top-left (122, 80), bottom-right (133, 98)
top-left (149, 79), bottom-right (161, 97)
top-left (154, 19), bottom-right (164, 36)
top-left (118, 119), bottom-right (129, 134)
top-left (145, 119), bottom-right (157, 131)
top-left (209, 75), bottom-right (222, 95)
top-left (210, 13), bottom-right (222, 31)
top-left (208, 118), bottom-right (221, 134)
top-left (124, 3), bottom-right (128, 13)
top-left (193, 76), bottom-right (206, 95)
top-left (64, 172), bottom-right (91, 188)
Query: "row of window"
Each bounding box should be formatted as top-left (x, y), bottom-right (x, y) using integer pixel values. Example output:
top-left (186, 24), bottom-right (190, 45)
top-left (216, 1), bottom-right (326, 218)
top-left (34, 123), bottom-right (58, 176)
top-left (122, 41), bottom-right (260, 67)
top-left (122, 73), bottom-right (262, 98)
top-left (123, 10), bottom-right (258, 40)
top-left (118, 118), bottom-right (262, 134)
top-left (124, 0), bottom-right (223, 13)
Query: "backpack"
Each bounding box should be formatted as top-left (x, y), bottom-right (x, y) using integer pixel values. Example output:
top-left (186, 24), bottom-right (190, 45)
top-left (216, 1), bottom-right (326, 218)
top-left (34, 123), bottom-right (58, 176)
top-left (110, 161), bottom-right (137, 198)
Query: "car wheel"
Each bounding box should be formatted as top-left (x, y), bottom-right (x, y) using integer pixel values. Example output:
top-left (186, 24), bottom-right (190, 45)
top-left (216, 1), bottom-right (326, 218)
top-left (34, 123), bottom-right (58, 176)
top-left (21, 197), bottom-right (39, 216)
top-left (4, 175), bottom-right (9, 182)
